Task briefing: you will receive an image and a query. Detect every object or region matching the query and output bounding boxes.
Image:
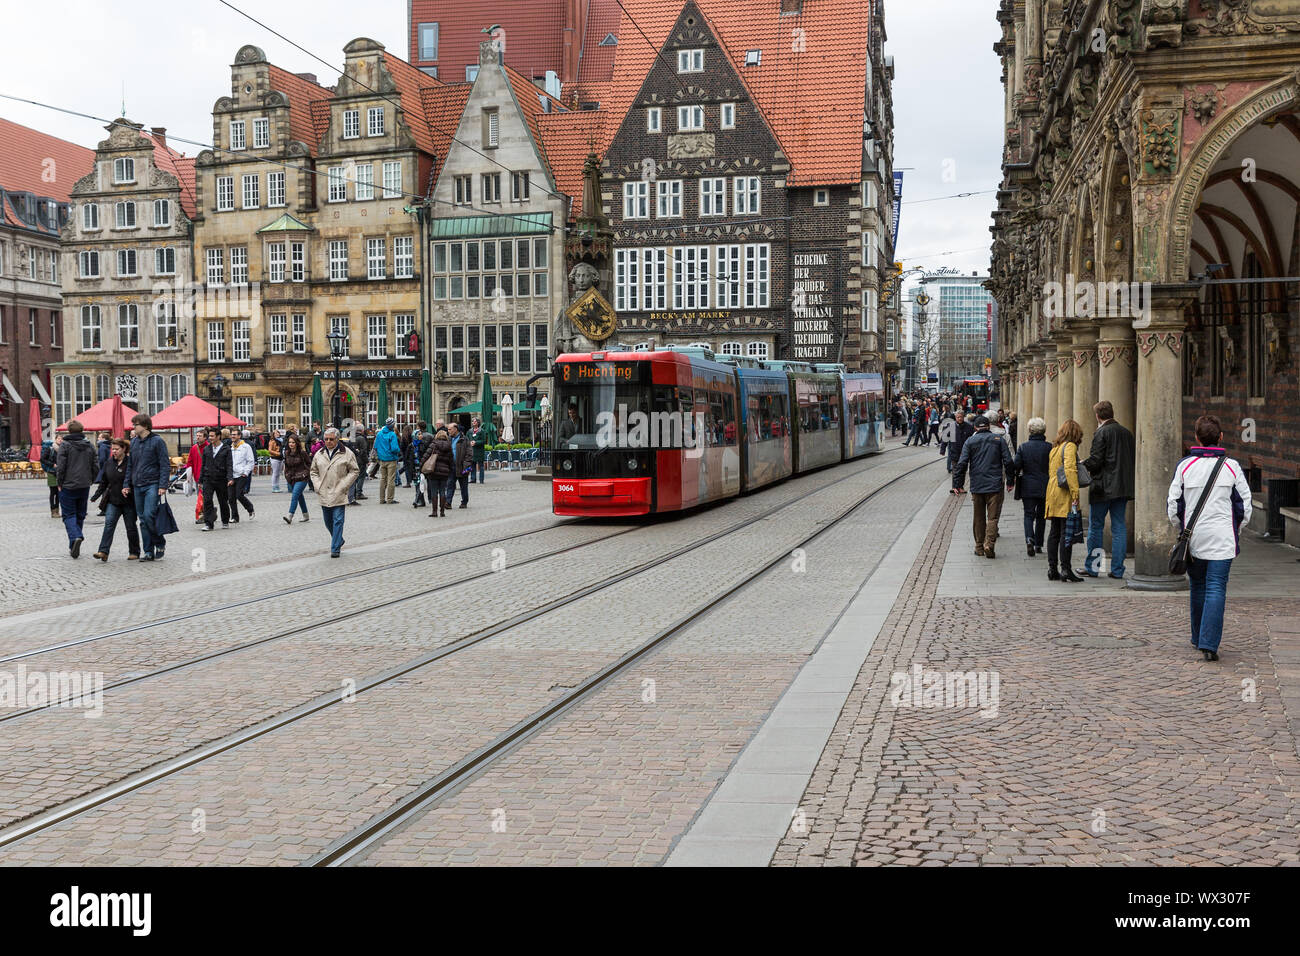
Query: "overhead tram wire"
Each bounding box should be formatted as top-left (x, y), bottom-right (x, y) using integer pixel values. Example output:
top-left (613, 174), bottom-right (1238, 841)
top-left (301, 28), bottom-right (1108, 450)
top-left (902, 189), bottom-right (997, 205)
top-left (0, 92), bottom-right (565, 236)
top-left (215, 0), bottom-right (576, 209)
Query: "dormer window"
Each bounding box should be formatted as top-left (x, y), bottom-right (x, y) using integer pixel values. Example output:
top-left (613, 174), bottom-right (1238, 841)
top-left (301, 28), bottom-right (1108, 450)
top-left (745, 50), bottom-right (762, 67)
top-left (599, 32), bottom-right (617, 46)
top-left (677, 49), bottom-right (703, 73)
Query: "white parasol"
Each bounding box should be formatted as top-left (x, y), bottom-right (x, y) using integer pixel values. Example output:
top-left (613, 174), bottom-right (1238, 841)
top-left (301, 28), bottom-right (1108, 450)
top-left (539, 394), bottom-right (551, 423)
top-left (500, 393), bottom-right (515, 443)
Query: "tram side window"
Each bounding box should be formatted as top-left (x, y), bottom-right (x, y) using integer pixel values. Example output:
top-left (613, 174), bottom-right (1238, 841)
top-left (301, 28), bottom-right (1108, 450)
top-left (709, 389), bottom-right (725, 447)
top-left (827, 390), bottom-right (841, 427)
top-left (722, 391), bottom-right (737, 445)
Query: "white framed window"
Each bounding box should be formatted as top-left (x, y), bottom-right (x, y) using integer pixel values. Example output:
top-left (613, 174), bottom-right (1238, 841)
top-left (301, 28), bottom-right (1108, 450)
top-left (268, 171), bottom-right (286, 207)
top-left (73, 374), bottom-right (92, 414)
top-left (644, 246), bottom-right (667, 310)
top-left (394, 236), bottom-right (414, 278)
top-left (656, 180), bottom-right (681, 218)
top-left (95, 373), bottom-right (109, 400)
top-left (354, 162), bottom-right (374, 201)
top-left (113, 157), bottom-right (135, 183)
top-left (863, 178), bottom-right (876, 209)
top-left (745, 49), bottom-right (761, 66)
top-left (395, 314), bottom-right (415, 356)
top-left (266, 396), bottom-right (283, 432)
top-left (153, 199), bottom-right (171, 226)
top-left (721, 103), bottom-right (736, 129)
top-left (615, 248), bottom-right (639, 312)
top-left (329, 240), bottom-right (348, 281)
top-left (54, 375), bottom-right (72, 426)
top-left (242, 173), bottom-right (260, 209)
top-left (328, 166), bottom-right (347, 203)
top-left (511, 171), bottom-right (530, 201)
top-left (745, 244), bottom-right (770, 308)
top-left (814, 188), bottom-right (829, 206)
top-left (746, 341), bottom-right (769, 361)
top-left (206, 248), bottom-right (224, 286)
top-left (418, 22), bottom-right (439, 60)
top-left (28, 254), bottom-right (36, 280)
top-left (147, 374), bottom-right (165, 416)
top-left (721, 341), bottom-right (742, 356)
top-left (329, 315), bottom-right (350, 358)
top-left (207, 321), bottom-right (225, 361)
top-left (216, 176), bottom-right (234, 211)
top-left (481, 172), bottom-right (501, 203)
top-left (268, 242), bottom-right (286, 282)
top-left (734, 176), bottom-right (760, 215)
top-left (485, 110), bottom-right (499, 147)
top-left (114, 201), bottom-right (136, 229)
top-left (291, 241), bottom-right (305, 282)
top-left (715, 245), bottom-right (741, 308)
top-left (78, 251), bottom-right (100, 278)
top-left (232, 319), bottom-right (250, 361)
top-left (229, 120), bottom-right (246, 150)
top-left (367, 107), bottom-right (385, 136)
top-left (677, 49), bottom-right (703, 72)
top-left (367, 238), bottom-right (386, 280)
top-left (269, 313), bottom-right (287, 353)
top-left (236, 396), bottom-right (253, 425)
top-left (864, 236), bottom-right (878, 269)
top-left (118, 304), bottom-right (139, 350)
top-left (78, 306), bottom-right (100, 351)
top-left (155, 300), bottom-right (179, 349)
top-left (230, 246), bottom-right (248, 285)
top-left (155, 247), bottom-right (176, 275)
top-left (700, 177), bottom-right (725, 216)
top-left (623, 181), bottom-right (649, 219)
top-left (672, 246), bottom-right (710, 310)
top-left (116, 249), bottom-right (137, 277)
top-left (367, 314), bottom-right (388, 359)
top-left (382, 161), bottom-right (401, 198)
top-left (343, 109), bottom-right (360, 139)
top-left (677, 105), bottom-right (704, 131)
top-left (862, 291), bottom-right (878, 333)
top-left (291, 313), bottom-right (306, 353)
top-left (647, 108), bottom-right (661, 133)
top-left (300, 395), bottom-right (312, 429)
top-left (50, 257), bottom-right (58, 284)
top-left (253, 117), bottom-right (270, 148)
top-left (454, 175), bottom-right (472, 204)
top-left (169, 373), bottom-right (188, 403)
top-left (886, 319), bottom-right (897, 351)
top-left (81, 203), bottom-right (99, 230)
top-left (466, 65), bottom-right (480, 82)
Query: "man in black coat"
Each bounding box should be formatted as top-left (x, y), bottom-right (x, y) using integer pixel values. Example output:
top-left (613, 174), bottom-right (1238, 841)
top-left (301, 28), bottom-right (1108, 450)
top-left (945, 410), bottom-right (976, 479)
top-left (1013, 418), bottom-right (1051, 556)
top-left (1080, 399), bottom-right (1136, 579)
top-left (201, 428), bottom-right (234, 530)
top-left (55, 421), bottom-right (99, 557)
top-left (952, 414), bottom-right (1016, 559)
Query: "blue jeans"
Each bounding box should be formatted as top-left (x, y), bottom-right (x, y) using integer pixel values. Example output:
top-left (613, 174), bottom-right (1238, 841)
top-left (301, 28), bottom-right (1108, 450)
top-left (321, 504), bottom-right (346, 553)
top-left (1085, 497), bottom-right (1128, 576)
top-left (97, 499), bottom-right (140, 556)
top-left (1188, 558), bottom-right (1232, 653)
top-left (288, 480), bottom-right (309, 515)
top-left (1021, 497), bottom-right (1045, 548)
top-left (134, 484), bottom-right (163, 556)
top-left (59, 488), bottom-right (89, 545)
top-left (470, 461), bottom-right (485, 483)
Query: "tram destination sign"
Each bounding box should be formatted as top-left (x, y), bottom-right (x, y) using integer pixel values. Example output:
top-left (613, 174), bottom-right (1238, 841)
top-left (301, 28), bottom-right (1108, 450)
top-left (790, 247), bottom-right (843, 362)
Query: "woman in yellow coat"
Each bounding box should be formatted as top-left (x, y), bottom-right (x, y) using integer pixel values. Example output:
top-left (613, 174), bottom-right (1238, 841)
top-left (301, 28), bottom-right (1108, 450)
top-left (1045, 419), bottom-right (1084, 582)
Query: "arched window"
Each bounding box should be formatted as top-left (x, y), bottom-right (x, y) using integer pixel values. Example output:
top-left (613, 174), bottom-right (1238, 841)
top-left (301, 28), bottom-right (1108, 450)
top-left (746, 341), bottom-right (770, 361)
top-left (168, 374), bottom-right (188, 403)
top-left (147, 374), bottom-right (166, 416)
top-left (73, 374), bottom-right (92, 414)
top-left (720, 341), bottom-right (742, 356)
top-left (54, 375), bottom-right (72, 425)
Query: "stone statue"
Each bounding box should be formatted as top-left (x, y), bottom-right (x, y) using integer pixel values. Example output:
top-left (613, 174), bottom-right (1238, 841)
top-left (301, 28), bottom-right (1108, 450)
top-left (569, 262), bottom-right (600, 295)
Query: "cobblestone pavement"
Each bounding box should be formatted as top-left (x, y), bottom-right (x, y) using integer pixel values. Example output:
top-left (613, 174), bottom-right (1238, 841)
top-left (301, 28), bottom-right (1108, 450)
top-left (0, 448), bottom-right (938, 862)
top-left (771, 493), bottom-right (1300, 866)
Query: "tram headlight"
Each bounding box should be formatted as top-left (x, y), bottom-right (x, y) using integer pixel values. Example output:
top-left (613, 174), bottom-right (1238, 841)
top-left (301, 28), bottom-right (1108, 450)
top-left (626, 457), bottom-right (639, 472)
top-left (560, 458), bottom-right (573, 472)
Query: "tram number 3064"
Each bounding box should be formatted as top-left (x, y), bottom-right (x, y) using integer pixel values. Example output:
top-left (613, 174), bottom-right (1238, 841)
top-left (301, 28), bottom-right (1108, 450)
top-left (557, 484), bottom-right (576, 492)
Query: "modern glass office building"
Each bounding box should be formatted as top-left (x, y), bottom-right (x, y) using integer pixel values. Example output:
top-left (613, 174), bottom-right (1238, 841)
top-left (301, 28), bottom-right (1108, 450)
top-left (920, 272), bottom-right (997, 386)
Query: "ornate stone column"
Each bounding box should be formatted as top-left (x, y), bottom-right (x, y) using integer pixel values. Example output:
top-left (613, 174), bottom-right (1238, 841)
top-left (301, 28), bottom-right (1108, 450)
top-left (1096, 320), bottom-right (1136, 433)
top-left (1054, 332), bottom-right (1074, 431)
top-left (1031, 346), bottom-right (1048, 423)
top-left (1127, 284), bottom-right (1195, 591)
top-left (1043, 343), bottom-right (1060, 435)
top-left (1071, 325), bottom-right (1100, 456)
top-left (1017, 357), bottom-right (1032, 432)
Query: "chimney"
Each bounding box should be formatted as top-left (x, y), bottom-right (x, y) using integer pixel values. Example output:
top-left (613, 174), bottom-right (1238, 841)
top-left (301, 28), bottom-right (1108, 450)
top-left (780, 0), bottom-right (803, 13)
top-left (151, 127), bottom-right (167, 145)
top-left (296, 72), bottom-right (318, 85)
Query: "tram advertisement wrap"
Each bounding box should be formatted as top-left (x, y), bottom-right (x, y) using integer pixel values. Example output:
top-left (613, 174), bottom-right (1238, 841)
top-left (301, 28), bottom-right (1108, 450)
top-left (790, 247), bottom-right (844, 362)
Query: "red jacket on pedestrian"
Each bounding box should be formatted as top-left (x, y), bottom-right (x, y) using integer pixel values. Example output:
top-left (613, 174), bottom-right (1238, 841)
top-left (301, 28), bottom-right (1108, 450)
top-left (187, 441), bottom-right (206, 482)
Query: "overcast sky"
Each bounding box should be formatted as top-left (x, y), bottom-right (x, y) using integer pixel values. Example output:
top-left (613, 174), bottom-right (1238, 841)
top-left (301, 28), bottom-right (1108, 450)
top-left (2, 0), bottom-right (1001, 291)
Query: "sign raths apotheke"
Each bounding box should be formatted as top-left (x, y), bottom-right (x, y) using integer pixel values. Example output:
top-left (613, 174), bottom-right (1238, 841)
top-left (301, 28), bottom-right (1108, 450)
top-left (789, 247), bottom-right (843, 362)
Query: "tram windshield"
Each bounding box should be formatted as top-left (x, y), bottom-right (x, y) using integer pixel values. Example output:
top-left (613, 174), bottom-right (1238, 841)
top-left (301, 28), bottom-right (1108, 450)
top-left (555, 382), bottom-right (655, 449)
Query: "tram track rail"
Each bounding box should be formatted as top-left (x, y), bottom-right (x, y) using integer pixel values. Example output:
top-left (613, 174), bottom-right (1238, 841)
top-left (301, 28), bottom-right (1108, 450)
top-left (0, 451), bottom-right (943, 853)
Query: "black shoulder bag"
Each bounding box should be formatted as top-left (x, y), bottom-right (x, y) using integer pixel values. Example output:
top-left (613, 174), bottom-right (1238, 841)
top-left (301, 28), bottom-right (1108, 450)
top-left (1169, 455), bottom-right (1227, 576)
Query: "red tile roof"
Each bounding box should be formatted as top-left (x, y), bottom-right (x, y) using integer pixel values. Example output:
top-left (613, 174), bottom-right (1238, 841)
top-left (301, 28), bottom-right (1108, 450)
top-left (418, 83), bottom-right (473, 175)
top-left (576, 0), bottom-right (870, 186)
top-left (577, 0), bottom-right (621, 85)
top-left (147, 132), bottom-right (197, 219)
top-left (536, 110), bottom-right (607, 219)
top-left (266, 66), bottom-right (333, 153)
top-left (408, 0), bottom-right (567, 81)
top-left (0, 116), bottom-right (95, 202)
top-left (381, 51), bottom-right (448, 158)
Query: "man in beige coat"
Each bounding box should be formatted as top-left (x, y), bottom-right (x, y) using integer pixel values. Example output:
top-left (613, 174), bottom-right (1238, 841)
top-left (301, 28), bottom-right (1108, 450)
top-left (309, 428), bottom-right (360, 558)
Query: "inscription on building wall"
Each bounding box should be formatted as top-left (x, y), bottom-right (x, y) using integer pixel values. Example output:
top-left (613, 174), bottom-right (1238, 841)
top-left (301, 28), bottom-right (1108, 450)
top-left (790, 249), bottom-right (842, 361)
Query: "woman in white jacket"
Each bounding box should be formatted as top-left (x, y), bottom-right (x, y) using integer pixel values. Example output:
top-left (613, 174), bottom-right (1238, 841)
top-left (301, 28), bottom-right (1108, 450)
top-left (1166, 415), bottom-right (1252, 662)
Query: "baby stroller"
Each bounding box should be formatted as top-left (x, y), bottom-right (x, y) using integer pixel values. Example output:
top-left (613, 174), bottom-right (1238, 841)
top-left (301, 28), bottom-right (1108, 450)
top-left (169, 464), bottom-right (193, 494)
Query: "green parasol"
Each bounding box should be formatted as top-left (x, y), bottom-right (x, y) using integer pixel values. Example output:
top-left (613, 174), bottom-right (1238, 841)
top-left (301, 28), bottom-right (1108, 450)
top-left (377, 376), bottom-right (390, 424)
top-left (311, 374), bottom-right (324, 428)
top-left (480, 372), bottom-right (497, 443)
top-left (419, 368), bottom-right (432, 425)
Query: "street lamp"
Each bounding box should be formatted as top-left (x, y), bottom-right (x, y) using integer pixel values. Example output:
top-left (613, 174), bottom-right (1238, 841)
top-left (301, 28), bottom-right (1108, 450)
top-left (208, 372), bottom-right (227, 430)
top-left (326, 329), bottom-right (347, 429)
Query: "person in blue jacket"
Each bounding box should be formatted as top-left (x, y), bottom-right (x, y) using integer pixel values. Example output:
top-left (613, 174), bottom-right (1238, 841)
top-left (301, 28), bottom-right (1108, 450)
top-left (373, 417), bottom-right (402, 504)
top-left (124, 413), bottom-right (172, 561)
